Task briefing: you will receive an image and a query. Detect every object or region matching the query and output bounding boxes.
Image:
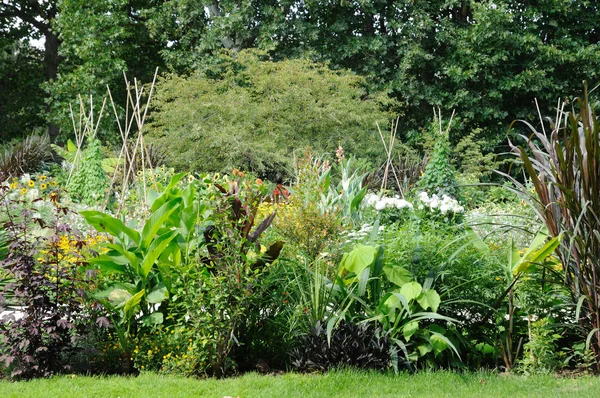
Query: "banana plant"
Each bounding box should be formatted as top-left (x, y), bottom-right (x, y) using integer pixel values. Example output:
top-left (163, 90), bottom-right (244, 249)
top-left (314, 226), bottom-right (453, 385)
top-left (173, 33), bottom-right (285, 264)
top-left (80, 175), bottom-right (202, 344)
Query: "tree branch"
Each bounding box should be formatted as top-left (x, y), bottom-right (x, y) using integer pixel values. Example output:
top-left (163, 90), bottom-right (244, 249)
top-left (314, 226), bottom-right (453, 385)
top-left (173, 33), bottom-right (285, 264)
top-left (0, 3), bottom-right (49, 32)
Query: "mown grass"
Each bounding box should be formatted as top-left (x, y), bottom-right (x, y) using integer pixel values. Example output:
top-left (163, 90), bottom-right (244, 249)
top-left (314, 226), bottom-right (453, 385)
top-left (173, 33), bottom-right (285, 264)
top-left (1, 369), bottom-right (599, 398)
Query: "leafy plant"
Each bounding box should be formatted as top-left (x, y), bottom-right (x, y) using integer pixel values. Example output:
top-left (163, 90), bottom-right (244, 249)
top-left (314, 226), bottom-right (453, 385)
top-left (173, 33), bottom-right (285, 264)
top-left (0, 186), bottom-right (92, 379)
top-left (68, 137), bottom-right (108, 205)
top-left (417, 111), bottom-right (458, 198)
top-left (469, 227), bottom-right (561, 370)
top-left (290, 320), bottom-right (391, 371)
top-left (518, 317), bottom-right (561, 375)
top-left (507, 85), bottom-right (600, 369)
top-left (0, 134), bottom-right (53, 182)
top-left (80, 174), bottom-right (198, 368)
top-left (331, 244), bottom-right (459, 369)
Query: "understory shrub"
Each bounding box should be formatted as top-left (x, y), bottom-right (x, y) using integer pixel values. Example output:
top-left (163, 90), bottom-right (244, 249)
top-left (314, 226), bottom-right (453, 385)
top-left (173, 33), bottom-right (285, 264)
top-left (0, 186), bottom-right (97, 379)
top-left (290, 320), bottom-right (391, 372)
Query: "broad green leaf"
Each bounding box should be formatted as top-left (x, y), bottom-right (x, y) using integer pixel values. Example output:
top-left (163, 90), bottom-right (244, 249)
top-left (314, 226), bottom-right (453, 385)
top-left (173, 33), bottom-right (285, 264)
top-left (416, 289), bottom-right (441, 312)
top-left (430, 333), bottom-right (449, 355)
top-left (384, 264), bottom-right (412, 287)
top-left (417, 344), bottom-right (433, 357)
top-left (383, 291), bottom-right (410, 313)
top-left (123, 290), bottom-right (144, 320)
top-left (147, 283), bottom-right (168, 304)
top-left (141, 312), bottom-right (164, 326)
top-left (104, 243), bottom-right (139, 270)
top-left (399, 281), bottom-right (422, 302)
top-left (150, 173), bottom-right (187, 212)
top-left (141, 198), bottom-right (182, 249)
top-left (141, 230), bottom-right (179, 278)
top-left (350, 186), bottom-right (367, 213)
top-left (67, 139), bottom-right (77, 153)
top-left (80, 210), bottom-right (141, 246)
top-left (106, 289), bottom-right (132, 308)
top-left (403, 320), bottom-right (419, 341)
top-left (339, 244), bottom-right (377, 277)
top-left (523, 229), bottom-right (550, 258)
top-left (514, 236), bottom-right (560, 274)
top-left (465, 227), bottom-right (489, 254)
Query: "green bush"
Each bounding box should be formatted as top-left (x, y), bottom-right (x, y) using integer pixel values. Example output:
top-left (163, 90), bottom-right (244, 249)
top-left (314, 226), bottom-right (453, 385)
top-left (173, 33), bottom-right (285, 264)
top-left (147, 50), bottom-right (393, 180)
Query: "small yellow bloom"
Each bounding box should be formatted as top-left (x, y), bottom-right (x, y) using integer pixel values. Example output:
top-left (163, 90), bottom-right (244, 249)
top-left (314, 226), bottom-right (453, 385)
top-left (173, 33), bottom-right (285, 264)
top-left (27, 180), bottom-right (34, 187)
top-left (39, 175), bottom-right (47, 181)
top-left (20, 188), bottom-right (27, 195)
top-left (52, 181), bottom-right (57, 186)
top-left (40, 183), bottom-right (47, 190)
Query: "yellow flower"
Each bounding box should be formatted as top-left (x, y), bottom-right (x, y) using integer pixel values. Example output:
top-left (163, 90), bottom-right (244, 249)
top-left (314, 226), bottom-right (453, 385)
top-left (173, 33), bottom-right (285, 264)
top-left (40, 183), bottom-right (47, 190)
top-left (9, 182), bottom-right (18, 189)
top-left (39, 175), bottom-right (47, 181)
top-left (27, 180), bottom-right (34, 187)
top-left (20, 188), bottom-right (27, 195)
top-left (51, 181), bottom-right (57, 186)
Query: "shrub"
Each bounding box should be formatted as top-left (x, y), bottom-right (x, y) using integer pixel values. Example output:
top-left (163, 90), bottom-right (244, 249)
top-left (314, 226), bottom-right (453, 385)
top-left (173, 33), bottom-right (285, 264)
top-left (508, 85), bottom-right (600, 369)
top-left (0, 186), bottom-right (95, 379)
top-left (417, 114), bottom-right (458, 198)
top-left (68, 137), bottom-right (108, 205)
top-left (0, 134), bottom-right (53, 182)
top-left (146, 50), bottom-right (392, 180)
top-left (290, 320), bottom-right (391, 372)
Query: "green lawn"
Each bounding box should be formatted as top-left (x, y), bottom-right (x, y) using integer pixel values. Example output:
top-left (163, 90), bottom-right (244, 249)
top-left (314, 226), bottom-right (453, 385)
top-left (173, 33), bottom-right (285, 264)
top-left (1, 370), bottom-right (599, 398)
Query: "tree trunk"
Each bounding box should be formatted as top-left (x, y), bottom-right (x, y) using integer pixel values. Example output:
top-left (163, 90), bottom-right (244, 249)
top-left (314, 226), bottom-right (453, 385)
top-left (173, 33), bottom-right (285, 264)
top-left (44, 30), bottom-right (60, 141)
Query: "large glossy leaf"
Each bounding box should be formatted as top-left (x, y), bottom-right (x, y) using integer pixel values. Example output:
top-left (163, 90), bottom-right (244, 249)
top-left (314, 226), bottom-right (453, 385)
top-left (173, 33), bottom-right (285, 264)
top-left (123, 290), bottom-right (145, 320)
top-left (339, 244), bottom-right (377, 277)
top-left (141, 198), bottom-right (182, 249)
top-left (383, 264), bottom-right (412, 287)
top-left (80, 210), bottom-right (141, 246)
top-left (430, 332), bottom-right (449, 355)
top-left (104, 243), bottom-right (139, 270)
top-left (141, 312), bottom-right (164, 326)
top-left (400, 281), bottom-right (422, 302)
top-left (403, 320), bottom-right (419, 341)
top-left (88, 254), bottom-right (129, 275)
top-left (141, 230), bottom-right (179, 278)
top-left (513, 236), bottom-right (560, 275)
top-left (147, 283), bottom-right (168, 304)
top-left (150, 173), bottom-right (187, 212)
top-left (416, 289), bottom-right (441, 312)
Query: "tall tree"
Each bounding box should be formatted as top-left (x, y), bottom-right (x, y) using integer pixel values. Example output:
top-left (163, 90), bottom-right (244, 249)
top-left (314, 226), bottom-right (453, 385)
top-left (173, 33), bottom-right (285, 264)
top-left (47, 0), bottom-right (166, 139)
top-left (0, 1), bottom-right (60, 139)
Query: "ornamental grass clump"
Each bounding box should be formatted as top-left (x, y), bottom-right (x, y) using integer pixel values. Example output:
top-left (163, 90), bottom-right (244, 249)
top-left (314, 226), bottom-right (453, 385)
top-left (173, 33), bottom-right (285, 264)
top-left (507, 85), bottom-right (600, 369)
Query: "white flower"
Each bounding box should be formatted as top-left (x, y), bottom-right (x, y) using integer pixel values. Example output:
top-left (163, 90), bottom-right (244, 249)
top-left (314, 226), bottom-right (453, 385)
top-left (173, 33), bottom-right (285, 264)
top-left (439, 203), bottom-right (451, 214)
top-left (395, 199), bottom-right (413, 210)
top-left (365, 193), bottom-right (380, 207)
top-left (375, 200), bottom-right (386, 211)
top-left (429, 198), bottom-right (439, 209)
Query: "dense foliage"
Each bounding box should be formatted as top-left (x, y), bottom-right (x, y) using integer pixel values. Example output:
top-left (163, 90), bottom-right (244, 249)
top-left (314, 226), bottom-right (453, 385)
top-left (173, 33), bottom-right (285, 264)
top-left (1, 0), bottom-right (600, 384)
top-left (146, 51), bottom-right (390, 180)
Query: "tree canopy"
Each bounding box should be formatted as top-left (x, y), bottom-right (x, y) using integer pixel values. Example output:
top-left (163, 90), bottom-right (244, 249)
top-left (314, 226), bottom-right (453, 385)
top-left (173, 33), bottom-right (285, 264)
top-left (1, 0), bottom-right (598, 160)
